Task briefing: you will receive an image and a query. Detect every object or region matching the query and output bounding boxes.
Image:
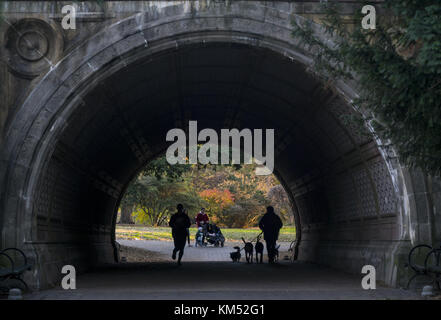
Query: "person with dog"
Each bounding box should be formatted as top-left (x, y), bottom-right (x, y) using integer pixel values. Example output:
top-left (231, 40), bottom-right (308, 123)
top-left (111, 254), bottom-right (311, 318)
top-left (169, 204), bottom-right (192, 266)
top-left (258, 206), bottom-right (283, 264)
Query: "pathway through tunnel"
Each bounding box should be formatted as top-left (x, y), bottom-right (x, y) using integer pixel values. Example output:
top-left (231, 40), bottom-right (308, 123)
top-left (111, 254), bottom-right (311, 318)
top-left (26, 261), bottom-right (420, 300)
top-left (115, 154), bottom-right (296, 265)
top-left (3, 41), bottom-right (407, 292)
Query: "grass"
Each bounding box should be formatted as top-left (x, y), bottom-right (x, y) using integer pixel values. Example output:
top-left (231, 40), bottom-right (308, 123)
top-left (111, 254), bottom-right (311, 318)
top-left (116, 225), bottom-right (296, 242)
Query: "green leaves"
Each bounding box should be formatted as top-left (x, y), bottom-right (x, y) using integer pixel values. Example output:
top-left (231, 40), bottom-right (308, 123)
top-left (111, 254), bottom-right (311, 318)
top-left (120, 155), bottom-right (290, 228)
top-left (291, 1), bottom-right (441, 175)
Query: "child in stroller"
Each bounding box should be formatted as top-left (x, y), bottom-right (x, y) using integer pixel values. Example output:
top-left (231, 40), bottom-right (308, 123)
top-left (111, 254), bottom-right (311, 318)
top-left (195, 227), bottom-right (205, 247)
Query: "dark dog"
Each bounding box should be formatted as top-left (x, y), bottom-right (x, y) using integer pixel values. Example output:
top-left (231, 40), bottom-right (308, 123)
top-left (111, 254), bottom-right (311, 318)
top-left (242, 237), bottom-right (254, 263)
top-left (255, 238), bottom-right (264, 263)
top-left (230, 246), bottom-right (241, 262)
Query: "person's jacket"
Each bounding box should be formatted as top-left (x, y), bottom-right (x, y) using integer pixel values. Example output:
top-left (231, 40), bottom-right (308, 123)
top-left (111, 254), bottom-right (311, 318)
top-left (258, 212), bottom-right (283, 241)
top-left (169, 212), bottom-right (191, 236)
top-left (195, 212), bottom-right (209, 227)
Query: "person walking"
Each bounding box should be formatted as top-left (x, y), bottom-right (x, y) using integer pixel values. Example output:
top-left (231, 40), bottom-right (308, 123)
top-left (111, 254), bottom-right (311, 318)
top-left (258, 206), bottom-right (283, 263)
top-left (169, 204), bottom-right (191, 265)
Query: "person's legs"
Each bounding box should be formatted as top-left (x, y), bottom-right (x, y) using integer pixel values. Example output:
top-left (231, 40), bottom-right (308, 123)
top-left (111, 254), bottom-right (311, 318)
top-left (176, 235), bottom-right (186, 265)
top-left (266, 239), bottom-right (275, 263)
top-left (178, 247), bottom-right (184, 265)
top-left (172, 236), bottom-right (179, 259)
top-left (202, 224), bottom-right (207, 245)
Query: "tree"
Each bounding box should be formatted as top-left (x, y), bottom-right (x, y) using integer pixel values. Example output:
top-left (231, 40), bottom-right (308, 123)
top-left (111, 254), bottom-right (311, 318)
top-left (292, 0), bottom-right (441, 175)
top-left (132, 176), bottom-right (201, 226)
top-left (199, 188), bottom-right (235, 225)
top-left (118, 155), bottom-right (191, 225)
top-left (120, 155), bottom-right (293, 228)
top-left (267, 184), bottom-right (294, 225)
top-left (195, 164), bottom-right (273, 227)
top-left (141, 155), bottom-right (191, 181)
top-left (119, 203), bottom-right (134, 224)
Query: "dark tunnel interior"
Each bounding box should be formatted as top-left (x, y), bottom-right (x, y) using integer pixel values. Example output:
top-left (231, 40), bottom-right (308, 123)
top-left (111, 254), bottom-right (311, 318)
top-left (29, 42), bottom-right (400, 287)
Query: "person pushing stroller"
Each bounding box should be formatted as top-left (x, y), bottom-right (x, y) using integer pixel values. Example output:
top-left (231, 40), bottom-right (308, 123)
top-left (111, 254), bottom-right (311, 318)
top-left (195, 208), bottom-right (209, 227)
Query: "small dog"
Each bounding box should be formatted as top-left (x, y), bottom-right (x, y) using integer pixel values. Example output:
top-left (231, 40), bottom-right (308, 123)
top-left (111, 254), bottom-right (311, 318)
top-left (255, 238), bottom-right (264, 264)
top-left (230, 246), bottom-right (241, 262)
top-left (242, 237), bottom-right (254, 263)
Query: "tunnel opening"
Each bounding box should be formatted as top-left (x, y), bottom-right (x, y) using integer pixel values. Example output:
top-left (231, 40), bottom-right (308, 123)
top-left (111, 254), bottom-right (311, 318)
top-left (0, 34), bottom-right (407, 289)
top-left (30, 41), bottom-right (398, 287)
top-left (114, 149), bottom-right (298, 264)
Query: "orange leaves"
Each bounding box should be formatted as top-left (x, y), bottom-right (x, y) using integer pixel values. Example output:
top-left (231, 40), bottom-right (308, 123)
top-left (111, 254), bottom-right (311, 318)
top-left (199, 188), bottom-right (234, 211)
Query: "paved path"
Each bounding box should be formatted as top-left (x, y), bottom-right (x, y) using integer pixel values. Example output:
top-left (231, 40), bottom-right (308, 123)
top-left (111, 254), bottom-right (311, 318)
top-left (25, 240), bottom-right (422, 300)
top-left (27, 261), bottom-right (421, 300)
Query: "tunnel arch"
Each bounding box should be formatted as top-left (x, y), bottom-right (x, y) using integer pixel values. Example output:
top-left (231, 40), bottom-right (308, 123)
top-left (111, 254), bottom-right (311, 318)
top-left (0, 3), bottom-right (416, 289)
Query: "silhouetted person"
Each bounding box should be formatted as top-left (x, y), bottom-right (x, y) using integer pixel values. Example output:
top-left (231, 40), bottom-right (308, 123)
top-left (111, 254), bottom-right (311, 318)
top-left (259, 206), bottom-right (283, 263)
top-left (195, 208), bottom-right (209, 227)
top-left (195, 208), bottom-right (209, 244)
top-left (169, 204), bottom-right (191, 265)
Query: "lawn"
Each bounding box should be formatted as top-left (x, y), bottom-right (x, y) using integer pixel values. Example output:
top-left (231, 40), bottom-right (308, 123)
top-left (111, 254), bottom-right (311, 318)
top-left (116, 225), bottom-right (296, 242)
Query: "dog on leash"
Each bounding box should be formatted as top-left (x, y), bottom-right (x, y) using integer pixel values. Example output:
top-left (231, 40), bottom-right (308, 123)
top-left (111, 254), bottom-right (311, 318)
top-left (230, 246), bottom-right (241, 262)
top-left (242, 237), bottom-right (254, 263)
top-left (255, 238), bottom-right (264, 264)
top-left (273, 244), bottom-right (281, 262)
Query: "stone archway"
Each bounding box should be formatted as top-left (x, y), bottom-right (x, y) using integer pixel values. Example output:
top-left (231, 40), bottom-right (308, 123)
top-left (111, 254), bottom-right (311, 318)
top-left (0, 2), bottom-right (432, 290)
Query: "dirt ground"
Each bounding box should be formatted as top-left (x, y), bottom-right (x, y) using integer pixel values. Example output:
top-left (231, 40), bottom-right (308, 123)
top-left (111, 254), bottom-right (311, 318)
top-left (118, 244), bottom-right (168, 263)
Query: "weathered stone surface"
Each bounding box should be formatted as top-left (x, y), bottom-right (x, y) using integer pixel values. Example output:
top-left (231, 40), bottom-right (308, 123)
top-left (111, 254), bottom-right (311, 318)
top-left (0, 1), bottom-right (438, 291)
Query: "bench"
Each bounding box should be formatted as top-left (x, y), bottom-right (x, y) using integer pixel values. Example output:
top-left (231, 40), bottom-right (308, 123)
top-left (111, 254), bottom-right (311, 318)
top-left (406, 244), bottom-right (441, 290)
top-left (0, 248), bottom-right (32, 293)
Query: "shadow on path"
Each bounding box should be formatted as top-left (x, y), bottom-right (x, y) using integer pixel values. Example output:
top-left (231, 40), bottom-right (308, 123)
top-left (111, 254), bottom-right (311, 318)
top-left (26, 261), bottom-right (421, 300)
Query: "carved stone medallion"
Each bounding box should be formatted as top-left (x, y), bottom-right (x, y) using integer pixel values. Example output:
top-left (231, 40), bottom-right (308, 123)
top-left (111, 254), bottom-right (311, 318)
top-left (4, 18), bottom-right (63, 78)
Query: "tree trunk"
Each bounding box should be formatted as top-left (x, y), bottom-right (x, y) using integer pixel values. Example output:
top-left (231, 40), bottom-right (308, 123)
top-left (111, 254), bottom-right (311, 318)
top-left (120, 204), bottom-right (134, 224)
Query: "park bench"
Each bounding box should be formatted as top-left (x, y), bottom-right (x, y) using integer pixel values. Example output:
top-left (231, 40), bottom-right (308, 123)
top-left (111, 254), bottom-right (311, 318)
top-left (0, 248), bottom-right (32, 293)
top-left (406, 244), bottom-right (441, 290)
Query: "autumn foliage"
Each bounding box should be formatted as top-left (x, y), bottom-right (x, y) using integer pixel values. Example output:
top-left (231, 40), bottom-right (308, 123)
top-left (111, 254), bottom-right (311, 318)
top-left (121, 156), bottom-right (293, 228)
top-left (199, 188), bottom-right (234, 224)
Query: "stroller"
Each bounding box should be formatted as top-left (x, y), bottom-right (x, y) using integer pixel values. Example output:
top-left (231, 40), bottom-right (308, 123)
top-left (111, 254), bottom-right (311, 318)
top-left (203, 223), bottom-right (225, 247)
top-left (195, 227), bottom-right (205, 247)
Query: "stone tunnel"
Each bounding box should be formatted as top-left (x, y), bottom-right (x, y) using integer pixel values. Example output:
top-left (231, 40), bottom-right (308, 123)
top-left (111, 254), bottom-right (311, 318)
top-left (0, 1), bottom-right (440, 290)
